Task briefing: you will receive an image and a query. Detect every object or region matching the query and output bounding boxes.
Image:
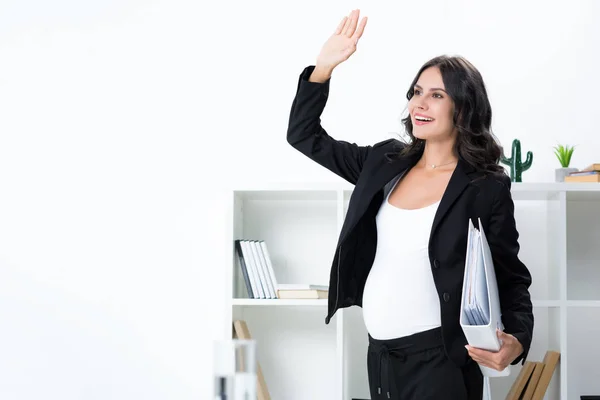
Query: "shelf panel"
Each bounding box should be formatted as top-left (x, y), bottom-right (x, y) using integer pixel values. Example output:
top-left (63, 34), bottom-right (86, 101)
top-left (565, 185), bottom-right (600, 201)
top-left (232, 299), bottom-right (563, 307)
top-left (567, 300), bottom-right (600, 307)
top-left (567, 199), bottom-right (600, 301)
top-left (231, 306), bottom-right (337, 400)
top-left (231, 182), bottom-right (600, 202)
top-left (511, 182), bottom-right (600, 200)
top-left (533, 300), bottom-right (562, 307)
top-left (234, 189), bottom-right (337, 202)
top-left (232, 298), bottom-right (327, 306)
top-left (567, 307), bottom-right (600, 399)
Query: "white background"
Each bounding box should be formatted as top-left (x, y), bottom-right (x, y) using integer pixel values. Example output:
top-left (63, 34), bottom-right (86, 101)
top-left (0, 0), bottom-right (599, 398)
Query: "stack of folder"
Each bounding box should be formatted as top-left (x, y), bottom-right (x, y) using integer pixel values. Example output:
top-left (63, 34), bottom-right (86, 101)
top-left (460, 218), bottom-right (510, 378)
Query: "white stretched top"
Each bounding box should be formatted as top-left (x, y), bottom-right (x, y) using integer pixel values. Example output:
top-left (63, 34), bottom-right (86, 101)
top-left (362, 178), bottom-right (441, 340)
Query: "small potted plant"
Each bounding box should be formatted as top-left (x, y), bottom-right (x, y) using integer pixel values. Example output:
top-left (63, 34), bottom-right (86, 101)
top-left (553, 144), bottom-right (578, 182)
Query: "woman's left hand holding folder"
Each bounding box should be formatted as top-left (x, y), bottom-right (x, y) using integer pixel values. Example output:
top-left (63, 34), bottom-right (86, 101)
top-left (465, 329), bottom-right (524, 371)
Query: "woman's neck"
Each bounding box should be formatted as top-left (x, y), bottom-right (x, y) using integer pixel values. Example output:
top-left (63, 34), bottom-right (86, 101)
top-left (418, 139), bottom-right (458, 170)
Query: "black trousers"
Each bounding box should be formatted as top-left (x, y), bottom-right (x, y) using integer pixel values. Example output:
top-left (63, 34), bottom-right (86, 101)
top-left (367, 327), bottom-right (483, 400)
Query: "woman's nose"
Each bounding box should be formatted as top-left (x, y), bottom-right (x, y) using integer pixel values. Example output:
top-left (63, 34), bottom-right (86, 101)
top-left (414, 99), bottom-right (427, 110)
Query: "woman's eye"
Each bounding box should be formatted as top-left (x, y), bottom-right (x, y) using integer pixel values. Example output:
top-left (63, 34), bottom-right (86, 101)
top-left (414, 89), bottom-right (421, 95)
top-left (433, 93), bottom-right (443, 99)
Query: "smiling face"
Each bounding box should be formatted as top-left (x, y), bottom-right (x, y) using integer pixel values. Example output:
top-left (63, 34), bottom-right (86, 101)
top-left (408, 66), bottom-right (456, 142)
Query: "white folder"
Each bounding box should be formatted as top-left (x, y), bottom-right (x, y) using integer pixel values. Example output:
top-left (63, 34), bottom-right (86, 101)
top-left (460, 218), bottom-right (511, 378)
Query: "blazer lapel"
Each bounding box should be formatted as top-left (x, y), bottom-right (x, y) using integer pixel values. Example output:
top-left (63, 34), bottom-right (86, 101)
top-left (339, 150), bottom-right (419, 245)
top-left (373, 150), bottom-right (421, 200)
top-left (382, 170), bottom-right (406, 200)
top-left (430, 158), bottom-right (475, 237)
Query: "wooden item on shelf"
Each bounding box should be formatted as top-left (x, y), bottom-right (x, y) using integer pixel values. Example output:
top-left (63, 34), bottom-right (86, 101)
top-left (565, 172), bottom-right (600, 183)
top-left (277, 284), bottom-right (328, 299)
top-left (531, 350), bottom-right (561, 400)
top-left (521, 361), bottom-right (544, 400)
top-left (277, 289), bottom-right (328, 299)
top-left (233, 320), bottom-right (271, 400)
top-left (582, 163), bottom-right (600, 172)
top-left (505, 361), bottom-right (535, 400)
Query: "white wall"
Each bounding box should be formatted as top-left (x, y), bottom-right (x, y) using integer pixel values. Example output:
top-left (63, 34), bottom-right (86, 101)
top-left (0, 0), bottom-right (599, 399)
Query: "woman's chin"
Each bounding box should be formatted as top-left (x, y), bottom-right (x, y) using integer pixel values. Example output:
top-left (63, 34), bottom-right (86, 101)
top-left (412, 131), bottom-right (430, 140)
top-left (412, 128), bottom-right (452, 142)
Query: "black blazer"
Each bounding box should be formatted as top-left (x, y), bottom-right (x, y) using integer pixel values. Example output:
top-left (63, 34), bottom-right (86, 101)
top-left (286, 65), bottom-right (534, 367)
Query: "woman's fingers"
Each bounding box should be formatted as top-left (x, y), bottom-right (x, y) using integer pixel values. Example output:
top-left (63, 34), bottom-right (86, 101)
top-left (334, 16), bottom-right (347, 35)
top-left (346, 10), bottom-right (359, 37)
top-left (467, 347), bottom-right (506, 371)
top-left (352, 16), bottom-right (368, 42)
top-left (342, 9), bottom-right (357, 36)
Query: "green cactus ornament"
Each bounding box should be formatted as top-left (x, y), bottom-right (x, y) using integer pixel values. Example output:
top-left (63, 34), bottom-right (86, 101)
top-left (500, 139), bottom-right (533, 182)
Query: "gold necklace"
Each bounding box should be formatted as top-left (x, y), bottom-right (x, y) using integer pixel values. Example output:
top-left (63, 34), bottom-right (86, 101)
top-left (428, 159), bottom-right (456, 169)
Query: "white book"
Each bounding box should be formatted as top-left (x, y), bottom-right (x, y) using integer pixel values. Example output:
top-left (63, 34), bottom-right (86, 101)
top-left (240, 240), bottom-right (264, 299)
top-left (277, 284), bottom-right (328, 291)
top-left (259, 241), bottom-right (279, 291)
top-left (250, 240), bottom-right (276, 299)
top-left (460, 218), bottom-right (510, 378)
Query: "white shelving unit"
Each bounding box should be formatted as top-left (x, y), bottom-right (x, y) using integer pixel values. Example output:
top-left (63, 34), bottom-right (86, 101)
top-left (225, 182), bottom-right (600, 400)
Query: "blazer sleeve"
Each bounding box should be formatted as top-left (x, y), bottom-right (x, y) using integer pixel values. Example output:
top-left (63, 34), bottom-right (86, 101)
top-left (287, 65), bottom-right (387, 185)
top-left (487, 174), bottom-right (534, 366)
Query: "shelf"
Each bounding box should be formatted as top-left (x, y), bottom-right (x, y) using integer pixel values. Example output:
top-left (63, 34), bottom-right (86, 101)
top-left (229, 181), bottom-right (600, 203)
top-left (227, 182), bottom-right (600, 400)
top-left (567, 307), bottom-right (600, 399)
top-left (234, 189), bottom-right (337, 202)
top-left (232, 298), bottom-right (327, 306)
top-left (567, 199), bottom-right (600, 301)
top-left (233, 181), bottom-right (600, 192)
top-left (509, 182), bottom-right (600, 201)
top-left (567, 300), bottom-right (600, 307)
top-left (533, 300), bottom-right (562, 307)
top-left (233, 299), bottom-right (562, 307)
top-left (231, 305), bottom-right (338, 400)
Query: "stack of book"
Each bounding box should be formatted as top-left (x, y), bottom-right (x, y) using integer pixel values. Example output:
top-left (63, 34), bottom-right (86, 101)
top-left (565, 163), bottom-right (600, 182)
top-left (234, 239), bottom-right (328, 299)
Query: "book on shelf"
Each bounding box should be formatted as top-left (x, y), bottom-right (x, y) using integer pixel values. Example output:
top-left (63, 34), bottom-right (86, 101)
top-left (234, 239), bottom-right (328, 299)
top-left (582, 163), bottom-right (600, 172)
top-left (277, 284), bottom-right (328, 299)
top-left (565, 163), bottom-right (600, 182)
top-left (565, 173), bottom-right (600, 182)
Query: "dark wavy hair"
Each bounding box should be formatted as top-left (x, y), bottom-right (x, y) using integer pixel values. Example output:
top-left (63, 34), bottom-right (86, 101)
top-left (387, 55), bottom-right (504, 174)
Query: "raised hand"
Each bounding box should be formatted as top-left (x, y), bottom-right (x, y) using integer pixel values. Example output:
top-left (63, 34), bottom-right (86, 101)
top-left (315, 9), bottom-right (368, 72)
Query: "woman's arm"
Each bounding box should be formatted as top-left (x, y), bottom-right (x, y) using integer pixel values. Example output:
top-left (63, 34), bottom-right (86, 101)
top-left (486, 174), bottom-right (534, 365)
top-left (287, 65), bottom-right (380, 185)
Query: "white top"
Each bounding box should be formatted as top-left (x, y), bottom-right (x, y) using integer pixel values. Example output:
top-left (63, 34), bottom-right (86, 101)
top-left (361, 178), bottom-right (442, 340)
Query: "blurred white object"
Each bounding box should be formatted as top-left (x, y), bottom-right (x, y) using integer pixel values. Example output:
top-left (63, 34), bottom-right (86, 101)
top-left (213, 339), bottom-right (256, 400)
top-left (483, 376), bottom-right (491, 400)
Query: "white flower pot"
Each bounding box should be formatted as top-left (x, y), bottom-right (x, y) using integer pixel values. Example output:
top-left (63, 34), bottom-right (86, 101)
top-left (555, 167), bottom-right (578, 182)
